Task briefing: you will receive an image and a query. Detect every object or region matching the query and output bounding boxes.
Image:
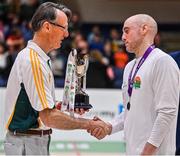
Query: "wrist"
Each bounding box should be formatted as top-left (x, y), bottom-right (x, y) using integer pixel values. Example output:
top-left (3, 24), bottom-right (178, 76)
top-left (141, 142), bottom-right (157, 155)
top-left (107, 122), bottom-right (112, 135)
top-left (77, 118), bottom-right (91, 130)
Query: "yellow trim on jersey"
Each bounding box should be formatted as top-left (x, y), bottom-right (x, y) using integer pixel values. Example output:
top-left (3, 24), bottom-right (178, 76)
top-left (32, 51), bottom-right (47, 108)
top-left (6, 103), bottom-right (16, 129)
top-left (30, 49), bottom-right (47, 109)
top-left (34, 52), bottom-right (48, 108)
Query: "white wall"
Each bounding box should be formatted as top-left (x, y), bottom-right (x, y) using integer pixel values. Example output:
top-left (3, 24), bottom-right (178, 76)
top-left (0, 88), bottom-right (124, 142)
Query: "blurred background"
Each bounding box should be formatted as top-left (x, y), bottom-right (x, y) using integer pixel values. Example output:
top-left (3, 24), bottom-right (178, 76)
top-left (0, 0), bottom-right (180, 155)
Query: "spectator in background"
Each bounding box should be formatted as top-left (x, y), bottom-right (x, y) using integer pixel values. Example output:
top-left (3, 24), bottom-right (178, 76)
top-left (102, 40), bottom-right (117, 88)
top-left (87, 49), bottom-right (112, 88)
top-left (6, 0), bottom-right (21, 15)
top-left (6, 28), bottom-right (25, 64)
top-left (49, 49), bottom-right (67, 87)
top-left (89, 32), bottom-right (104, 53)
top-left (19, 0), bottom-right (40, 23)
top-left (103, 40), bottom-right (115, 66)
top-left (2, 0), bottom-right (33, 42)
top-left (73, 32), bottom-right (85, 47)
top-left (76, 38), bottom-right (89, 55)
top-left (169, 51), bottom-right (180, 155)
top-left (20, 21), bottom-right (33, 42)
top-left (68, 12), bottom-right (82, 38)
top-left (4, 7), bottom-right (21, 38)
top-left (0, 42), bottom-right (10, 86)
top-left (109, 28), bottom-right (121, 53)
top-left (170, 51), bottom-right (180, 69)
top-left (111, 44), bottom-right (128, 88)
top-left (87, 25), bottom-right (101, 44)
top-left (0, 28), bottom-right (25, 86)
top-left (154, 32), bottom-right (166, 52)
top-left (19, 0), bottom-right (39, 41)
top-left (0, 1), bottom-right (8, 24)
top-left (72, 33), bottom-right (106, 89)
top-left (113, 43), bottom-right (128, 69)
top-left (0, 20), bottom-right (5, 42)
top-left (0, 42), bottom-right (7, 70)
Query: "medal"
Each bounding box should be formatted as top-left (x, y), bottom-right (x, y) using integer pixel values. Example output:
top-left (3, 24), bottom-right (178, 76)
top-left (127, 102), bottom-right (130, 110)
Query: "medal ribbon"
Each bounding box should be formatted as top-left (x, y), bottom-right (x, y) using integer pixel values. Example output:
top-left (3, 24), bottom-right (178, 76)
top-left (128, 45), bottom-right (155, 97)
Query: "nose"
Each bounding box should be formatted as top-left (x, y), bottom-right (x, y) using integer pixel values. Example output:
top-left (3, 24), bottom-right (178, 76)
top-left (121, 33), bottom-right (126, 42)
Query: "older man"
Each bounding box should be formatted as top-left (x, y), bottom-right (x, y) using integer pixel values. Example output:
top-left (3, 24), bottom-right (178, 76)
top-left (4, 2), bottom-right (108, 155)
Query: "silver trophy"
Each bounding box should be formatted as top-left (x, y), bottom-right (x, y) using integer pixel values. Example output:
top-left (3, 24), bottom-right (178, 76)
top-left (75, 49), bottom-right (92, 110)
top-left (62, 49), bottom-right (92, 115)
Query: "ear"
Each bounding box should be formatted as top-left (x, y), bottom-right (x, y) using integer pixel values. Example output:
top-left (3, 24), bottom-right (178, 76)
top-left (42, 21), bottom-right (51, 33)
top-left (141, 24), bottom-right (148, 35)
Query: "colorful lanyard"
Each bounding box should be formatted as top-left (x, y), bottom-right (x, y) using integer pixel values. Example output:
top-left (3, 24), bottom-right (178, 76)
top-left (128, 45), bottom-right (155, 97)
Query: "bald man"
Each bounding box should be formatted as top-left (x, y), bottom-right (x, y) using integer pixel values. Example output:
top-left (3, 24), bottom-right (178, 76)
top-left (88, 14), bottom-right (180, 155)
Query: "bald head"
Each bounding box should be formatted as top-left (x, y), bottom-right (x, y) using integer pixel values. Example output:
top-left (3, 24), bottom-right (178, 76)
top-left (122, 14), bottom-right (158, 56)
top-left (125, 14), bottom-right (158, 38)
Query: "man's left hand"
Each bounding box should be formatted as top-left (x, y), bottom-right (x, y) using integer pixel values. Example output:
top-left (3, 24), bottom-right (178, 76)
top-left (141, 142), bottom-right (157, 155)
top-left (74, 108), bottom-right (89, 115)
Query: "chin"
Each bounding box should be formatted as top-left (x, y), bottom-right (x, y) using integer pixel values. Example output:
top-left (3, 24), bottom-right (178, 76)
top-left (55, 45), bottom-right (61, 49)
top-left (125, 47), bottom-right (133, 53)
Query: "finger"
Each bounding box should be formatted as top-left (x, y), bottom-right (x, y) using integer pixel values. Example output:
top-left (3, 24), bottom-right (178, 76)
top-left (91, 127), bottom-right (101, 136)
top-left (87, 126), bottom-right (96, 133)
top-left (93, 116), bottom-right (99, 121)
top-left (75, 108), bottom-right (80, 114)
top-left (86, 109), bottom-right (89, 112)
top-left (93, 129), bottom-right (106, 140)
top-left (87, 128), bottom-right (92, 133)
top-left (97, 134), bottom-right (105, 140)
top-left (95, 129), bottom-right (104, 139)
top-left (80, 108), bottom-right (85, 115)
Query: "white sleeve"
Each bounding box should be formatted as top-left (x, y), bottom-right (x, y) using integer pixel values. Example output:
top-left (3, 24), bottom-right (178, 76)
top-left (108, 63), bottom-right (131, 135)
top-left (108, 111), bottom-right (124, 134)
top-left (148, 56), bottom-right (180, 147)
top-left (21, 52), bottom-right (55, 111)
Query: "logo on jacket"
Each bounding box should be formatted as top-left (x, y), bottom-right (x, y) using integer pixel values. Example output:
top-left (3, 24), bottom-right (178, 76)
top-left (133, 76), bottom-right (141, 89)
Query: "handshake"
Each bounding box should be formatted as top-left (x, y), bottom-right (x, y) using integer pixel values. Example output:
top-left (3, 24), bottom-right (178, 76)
top-left (87, 116), bottom-right (112, 140)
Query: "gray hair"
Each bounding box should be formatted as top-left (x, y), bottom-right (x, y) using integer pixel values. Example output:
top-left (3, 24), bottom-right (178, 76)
top-left (31, 2), bottom-right (72, 32)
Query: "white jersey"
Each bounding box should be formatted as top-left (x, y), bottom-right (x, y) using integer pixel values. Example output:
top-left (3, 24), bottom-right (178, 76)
top-left (109, 48), bottom-right (180, 155)
top-left (4, 40), bottom-right (55, 131)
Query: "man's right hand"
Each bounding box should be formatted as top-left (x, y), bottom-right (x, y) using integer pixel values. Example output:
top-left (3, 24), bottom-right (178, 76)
top-left (87, 116), bottom-right (112, 140)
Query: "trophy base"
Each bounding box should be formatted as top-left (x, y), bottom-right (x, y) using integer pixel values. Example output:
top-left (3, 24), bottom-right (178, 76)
top-left (75, 93), bottom-right (92, 110)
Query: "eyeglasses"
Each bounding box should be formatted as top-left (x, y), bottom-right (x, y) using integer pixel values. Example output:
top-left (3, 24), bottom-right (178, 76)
top-left (48, 21), bottom-right (68, 31)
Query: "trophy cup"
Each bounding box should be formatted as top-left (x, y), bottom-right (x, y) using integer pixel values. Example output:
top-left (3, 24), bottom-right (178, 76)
top-left (61, 49), bottom-right (92, 116)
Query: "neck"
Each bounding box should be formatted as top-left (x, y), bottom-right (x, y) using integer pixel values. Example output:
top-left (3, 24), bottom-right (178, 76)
top-left (135, 42), bottom-right (153, 58)
top-left (32, 33), bottom-right (50, 54)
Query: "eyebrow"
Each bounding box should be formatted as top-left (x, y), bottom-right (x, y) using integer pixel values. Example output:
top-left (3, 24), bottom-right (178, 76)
top-left (122, 27), bottom-right (129, 32)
